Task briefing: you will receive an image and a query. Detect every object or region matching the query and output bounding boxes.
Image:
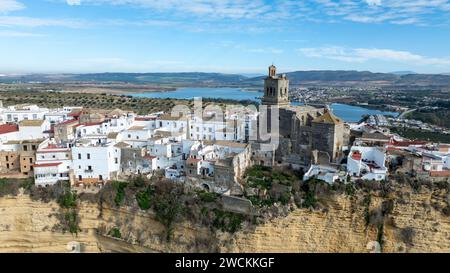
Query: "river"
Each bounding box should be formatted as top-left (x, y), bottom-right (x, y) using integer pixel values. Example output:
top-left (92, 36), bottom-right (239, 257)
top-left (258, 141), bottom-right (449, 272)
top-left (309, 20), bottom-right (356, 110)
top-left (131, 87), bottom-right (399, 122)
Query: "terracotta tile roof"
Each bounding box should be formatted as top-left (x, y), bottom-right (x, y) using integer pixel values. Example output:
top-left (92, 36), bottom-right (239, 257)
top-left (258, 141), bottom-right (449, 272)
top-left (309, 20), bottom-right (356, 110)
top-left (0, 124), bottom-right (18, 135)
top-left (135, 117), bottom-right (156, 121)
top-left (351, 151), bottom-right (362, 160)
top-left (430, 170), bottom-right (450, 177)
top-left (33, 162), bottom-right (62, 168)
top-left (57, 119), bottom-right (78, 126)
top-left (390, 140), bottom-right (428, 147)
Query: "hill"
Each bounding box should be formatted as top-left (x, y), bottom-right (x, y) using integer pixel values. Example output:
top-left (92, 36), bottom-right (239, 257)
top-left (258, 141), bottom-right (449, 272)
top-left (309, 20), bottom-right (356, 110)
top-left (1, 70), bottom-right (450, 87)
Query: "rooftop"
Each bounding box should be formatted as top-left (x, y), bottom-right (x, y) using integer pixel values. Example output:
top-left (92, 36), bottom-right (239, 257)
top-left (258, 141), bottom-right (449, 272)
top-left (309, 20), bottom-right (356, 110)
top-left (313, 110), bottom-right (343, 125)
top-left (0, 124), bottom-right (18, 135)
top-left (19, 120), bottom-right (44, 127)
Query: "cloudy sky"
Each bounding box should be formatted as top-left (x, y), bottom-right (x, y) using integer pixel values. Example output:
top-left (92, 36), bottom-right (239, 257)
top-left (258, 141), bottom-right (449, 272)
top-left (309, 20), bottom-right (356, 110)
top-left (0, 0), bottom-right (449, 74)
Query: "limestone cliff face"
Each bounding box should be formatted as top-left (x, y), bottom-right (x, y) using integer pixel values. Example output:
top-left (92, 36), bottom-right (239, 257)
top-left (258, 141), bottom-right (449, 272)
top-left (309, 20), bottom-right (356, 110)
top-left (0, 187), bottom-right (449, 253)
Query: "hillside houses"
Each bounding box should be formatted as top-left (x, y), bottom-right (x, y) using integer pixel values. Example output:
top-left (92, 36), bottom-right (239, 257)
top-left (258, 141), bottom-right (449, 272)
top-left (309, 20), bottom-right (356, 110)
top-left (0, 92), bottom-right (448, 193)
top-left (0, 103), bottom-right (257, 192)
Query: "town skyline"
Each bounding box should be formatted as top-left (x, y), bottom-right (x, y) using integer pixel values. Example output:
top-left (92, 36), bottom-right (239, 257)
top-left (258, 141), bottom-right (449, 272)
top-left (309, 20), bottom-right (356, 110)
top-left (0, 0), bottom-right (450, 74)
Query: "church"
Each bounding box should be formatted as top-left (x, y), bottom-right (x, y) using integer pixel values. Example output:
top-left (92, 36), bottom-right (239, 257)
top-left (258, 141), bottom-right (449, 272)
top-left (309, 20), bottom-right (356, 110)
top-left (256, 65), bottom-right (346, 169)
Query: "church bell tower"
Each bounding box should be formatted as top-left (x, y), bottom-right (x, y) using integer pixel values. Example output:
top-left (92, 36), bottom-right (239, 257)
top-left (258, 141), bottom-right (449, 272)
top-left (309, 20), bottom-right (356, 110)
top-left (261, 65), bottom-right (289, 107)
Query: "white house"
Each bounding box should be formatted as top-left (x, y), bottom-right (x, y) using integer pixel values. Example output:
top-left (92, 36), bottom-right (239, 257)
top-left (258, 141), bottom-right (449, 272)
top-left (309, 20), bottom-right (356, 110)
top-left (1, 104), bottom-right (49, 123)
top-left (0, 124), bottom-right (19, 150)
top-left (303, 164), bottom-right (343, 184)
top-left (34, 140), bottom-right (72, 186)
top-left (18, 119), bottom-right (50, 140)
top-left (347, 146), bottom-right (387, 181)
top-left (71, 139), bottom-right (121, 183)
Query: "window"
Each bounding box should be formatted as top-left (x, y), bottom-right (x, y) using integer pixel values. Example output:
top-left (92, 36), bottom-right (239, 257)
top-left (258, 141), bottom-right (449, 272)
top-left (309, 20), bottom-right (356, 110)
top-left (32, 145), bottom-right (36, 150)
top-left (87, 153), bottom-right (91, 159)
top-left (23, 145), bottom-right (28, 151)
top-left (78, 153), bottom-right (81, 159)
top-left (52, 155), bottom-right (56, 158)
top-left (136, 136), bottom-right (139, 140)
top-left (128, 134), bottom-right (131, 138)
top-left (114, 158), bottom-right (118, 164)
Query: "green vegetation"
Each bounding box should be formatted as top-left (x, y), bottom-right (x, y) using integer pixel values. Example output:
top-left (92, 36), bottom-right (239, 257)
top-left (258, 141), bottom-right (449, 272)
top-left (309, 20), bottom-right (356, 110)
top-left (135, 187), bottom-right (153, 210)
top-left (111, 181), bottom-right (128, 207)
top-left (246, 165), bottom-right (296, 190)
top-left (153, 191), bottom-right (183, 242)
top-left (391, 127), bottom-right (450, 143)
top-left (377, 223), bottom-right (385, 250)
top-left (212, 209), bottom-right (244, 233)
top-left (363, 194), bottom-right (371, 227)
top-left (109, 227), bottom-right (122, 239)
top-left (248, 196), bottom-right (276, 207)
top-left (62, 209), bottom-right (80, 235)
top-left (0, 90), bottom-right (256, 116)
top-left (345, 181), bottom-right (356, 196)
top-left (58, 191), bottom-right (77, 209)
top-left (196, 190), bottom-right (218, 203)
top-left (405, 109), bottom-right (450, 128)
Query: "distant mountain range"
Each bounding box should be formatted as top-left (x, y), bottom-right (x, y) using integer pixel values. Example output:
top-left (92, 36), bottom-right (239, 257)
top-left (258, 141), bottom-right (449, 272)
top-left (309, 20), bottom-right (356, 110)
top-left (1, 70), bottom-right (450, 87)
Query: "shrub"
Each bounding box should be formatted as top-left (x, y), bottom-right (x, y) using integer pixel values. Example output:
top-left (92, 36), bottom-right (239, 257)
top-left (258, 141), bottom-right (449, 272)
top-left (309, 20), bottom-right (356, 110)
top-left (58, 191), bottom-right (77, 209)
top-left (399, 227), bottom-right (415, 246)
top-left (302, 191), bottom-right (317, 208)
top-left (212, 209), bottom-right (243, 233)
top-left (136, 190), bottom-right (151, 210)
top-left (363, 194), bottom-right (371, 227)
top-left (109, 227), bottom-right (122, 239)
top-left (197, 190), bottom-right (218, 203)
top-left (153, 192), bottom-right (182, 241)
top-left (64, 209), bottom-right (80, 234)
top-left (111, 181), bottom-right (128, 206)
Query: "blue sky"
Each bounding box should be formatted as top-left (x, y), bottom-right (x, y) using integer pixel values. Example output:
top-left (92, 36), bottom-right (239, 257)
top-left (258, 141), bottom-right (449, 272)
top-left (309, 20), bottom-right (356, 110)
top-left (0, 0), bottom-right (449, 74)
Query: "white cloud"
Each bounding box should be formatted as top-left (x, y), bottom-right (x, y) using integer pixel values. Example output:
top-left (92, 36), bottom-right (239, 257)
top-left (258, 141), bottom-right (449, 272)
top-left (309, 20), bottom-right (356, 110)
top-left (66, 0), bottom-right (81, 6)
top-left (0, 30), bottom-right (45, 37)
top-left (0, 0), bottom-right (25, 13)
top-left (58, 0), bottom-right (450, 26)
top-left (0, 16), bottom-right (86, 28)
top-left (297, 46), bottom-right (450, 66)
top-left (311, 0), bottom-right (450, 26)
top-left (65, 0), bottom-right (274, 19)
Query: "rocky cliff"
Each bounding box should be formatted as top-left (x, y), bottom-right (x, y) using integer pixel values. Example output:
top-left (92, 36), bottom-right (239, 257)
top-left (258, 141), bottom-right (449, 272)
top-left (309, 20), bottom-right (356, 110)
top-left (0, 184), bottom-right (449, 253)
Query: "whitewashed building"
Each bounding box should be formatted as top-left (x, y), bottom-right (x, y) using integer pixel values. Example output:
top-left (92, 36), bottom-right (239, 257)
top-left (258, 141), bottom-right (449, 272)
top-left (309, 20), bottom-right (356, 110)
top-left (347, 146), bottom-right (387, 181)
top-left (71, 138), bottom-right (121, 183)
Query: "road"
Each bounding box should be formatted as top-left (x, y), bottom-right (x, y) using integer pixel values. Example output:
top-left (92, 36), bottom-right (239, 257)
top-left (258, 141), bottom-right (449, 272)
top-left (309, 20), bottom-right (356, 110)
top-left (398, 108), bottom-right (417, 119)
